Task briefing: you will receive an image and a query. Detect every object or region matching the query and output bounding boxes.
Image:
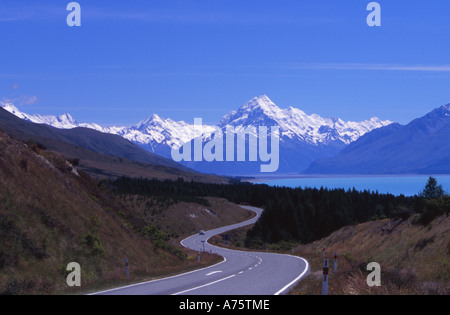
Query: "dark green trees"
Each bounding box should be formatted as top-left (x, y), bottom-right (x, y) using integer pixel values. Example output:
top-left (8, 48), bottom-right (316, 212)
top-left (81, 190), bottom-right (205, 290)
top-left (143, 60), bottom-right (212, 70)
top-left (109, 177), bottom-right (417, 247)
top-left (417, 177), bottom-right (448, 225)
top-left (420, 177), bottom-right (445, 200)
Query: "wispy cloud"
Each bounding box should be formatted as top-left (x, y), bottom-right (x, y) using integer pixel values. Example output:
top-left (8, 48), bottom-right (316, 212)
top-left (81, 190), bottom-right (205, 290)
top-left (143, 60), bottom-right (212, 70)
top-left (2, 95), bottom-right (38, 106)
top-left (0, 3), bottom-right (54, 23)
top-left (0, 3), bottom-right (331, 26)
top-left (275, 63), bottom-right (450, 72)
top-left (82, 9), bottom-right (302, 26)
top-left (0, 11), bottom-right (35, 22)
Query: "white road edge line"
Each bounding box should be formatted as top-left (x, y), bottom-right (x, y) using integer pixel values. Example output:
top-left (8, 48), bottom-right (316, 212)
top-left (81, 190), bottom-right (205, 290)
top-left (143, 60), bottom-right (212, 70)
top-left (172, 275), bottom-right (236, 295)
top-left (274, 255), bottom-right (310, 296)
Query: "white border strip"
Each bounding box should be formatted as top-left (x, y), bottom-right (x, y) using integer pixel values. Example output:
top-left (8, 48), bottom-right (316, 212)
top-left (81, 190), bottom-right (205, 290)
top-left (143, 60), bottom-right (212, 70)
top-left (274, 255), bottom-right (310, 295)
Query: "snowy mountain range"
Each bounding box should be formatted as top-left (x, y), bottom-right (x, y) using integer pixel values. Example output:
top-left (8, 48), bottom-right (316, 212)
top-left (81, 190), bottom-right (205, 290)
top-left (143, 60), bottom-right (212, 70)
top-left (0, 95), bottom-right (392, 175)
top-left (305, 103), bottom-right (450, 175)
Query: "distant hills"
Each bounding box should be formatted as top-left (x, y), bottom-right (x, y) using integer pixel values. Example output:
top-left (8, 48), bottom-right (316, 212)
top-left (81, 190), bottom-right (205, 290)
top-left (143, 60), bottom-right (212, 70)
top-left (305, 104), bottom-right (450, 174)
top-left (0, 107), bottom-right (226, 183)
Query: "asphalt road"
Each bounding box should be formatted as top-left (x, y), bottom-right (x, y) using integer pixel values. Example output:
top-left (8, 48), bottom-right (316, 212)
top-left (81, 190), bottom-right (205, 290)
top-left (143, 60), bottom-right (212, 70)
top-left (93, 206), bottom-right (309, 295)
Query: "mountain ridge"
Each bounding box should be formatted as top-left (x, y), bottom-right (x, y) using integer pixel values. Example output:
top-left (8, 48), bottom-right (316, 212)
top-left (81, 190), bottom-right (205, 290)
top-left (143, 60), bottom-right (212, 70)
top-left (305, 103), bottom-right (450, 174)
top-left (0, 107), bottom-right (225, 182)
top-left (0, 95), bottom-right (391, 149)
top-left (0, 96), bottom-right (392, 175)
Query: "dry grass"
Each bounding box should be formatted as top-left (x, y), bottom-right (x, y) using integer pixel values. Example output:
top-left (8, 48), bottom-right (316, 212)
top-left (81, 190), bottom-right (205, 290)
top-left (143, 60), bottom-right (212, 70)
top-left (0, 131), bottom-right (228, 294)
top-left (289, 214), bottom-right (450, 295)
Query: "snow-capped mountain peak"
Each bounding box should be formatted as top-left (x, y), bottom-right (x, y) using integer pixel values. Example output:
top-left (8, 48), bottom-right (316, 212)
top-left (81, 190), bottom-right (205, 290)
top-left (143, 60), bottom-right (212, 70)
top-left (52, 113), bottom-right (78, 127)
top-left (1, 102), bottom-right (22, 116)
top-left (241, 95), bottom-right (278, 111)
top-left (135, 114), bottom-right (167, 130)
top-left (0, 101), bottom-right (79, 129)
top-left (219, 95), bottom-right (283, 127)
top-left (218, 96), bottom-right (392, 145)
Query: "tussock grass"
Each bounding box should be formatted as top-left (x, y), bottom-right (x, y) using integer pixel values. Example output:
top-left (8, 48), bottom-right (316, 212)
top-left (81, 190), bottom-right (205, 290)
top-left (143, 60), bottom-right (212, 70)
top-left (0, 131), bottom-right (226, 294)
top-left (289, 214), bottom-right (450, 295)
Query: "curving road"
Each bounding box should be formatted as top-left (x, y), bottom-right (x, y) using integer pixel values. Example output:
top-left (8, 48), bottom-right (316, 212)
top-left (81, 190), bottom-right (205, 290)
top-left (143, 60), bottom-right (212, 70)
top-left (93, 206), bottom-right (309, 295)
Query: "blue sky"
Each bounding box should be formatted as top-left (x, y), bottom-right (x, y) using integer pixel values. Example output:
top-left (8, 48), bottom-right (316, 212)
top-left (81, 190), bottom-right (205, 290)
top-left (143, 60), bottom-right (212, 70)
top-left (1, 0), bottom-right (450, 126)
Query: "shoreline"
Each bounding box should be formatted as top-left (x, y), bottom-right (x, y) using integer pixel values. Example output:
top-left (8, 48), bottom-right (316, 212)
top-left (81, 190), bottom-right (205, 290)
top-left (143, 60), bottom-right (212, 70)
top-left (245, 173), bottom-right (450, 183)
top-left (244, 174), bottom-right (450, 197)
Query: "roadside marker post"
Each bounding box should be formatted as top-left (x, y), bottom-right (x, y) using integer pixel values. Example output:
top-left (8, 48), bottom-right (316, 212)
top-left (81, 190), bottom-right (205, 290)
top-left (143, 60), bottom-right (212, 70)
top-left (334, 252), bottom-right (338, 272)
top-left (223, 234), bottom-right (230, 247)
top-left (125, 257), bottom-right (129, 280)
top-left (322, 259), bottom-right (329, 295)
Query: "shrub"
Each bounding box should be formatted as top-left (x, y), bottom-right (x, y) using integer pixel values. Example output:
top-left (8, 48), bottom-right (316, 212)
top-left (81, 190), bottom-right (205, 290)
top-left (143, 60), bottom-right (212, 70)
top-left (1, 279), bottom-right (35, 295)
top-left (84, 234), bottom-right (105, 256)
top-left (418, 199), bottom-right (444, 226)
top-left (142, 223), bottom-right (168, 242)
top-left (414, 236), bottom-right (435, 252)
top-left (91, 242), bottom-right (105, 256)
top-left (393, 206), bottom-right (414, 221)
top-left (19, 159), bottom-right (28, 171)
top-left (70, 158), bottom-right (80, 166)
top-left (26, 140), bottom-right (47, 152)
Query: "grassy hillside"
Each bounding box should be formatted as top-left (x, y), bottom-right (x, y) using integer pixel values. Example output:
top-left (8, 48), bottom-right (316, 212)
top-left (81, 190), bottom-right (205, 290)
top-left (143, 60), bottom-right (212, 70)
top-left (0, 130), bottom-right (227, 294)
top-left (206, 210), bottom-right (450, 295)
top-left (40, 136), bottom-right (225, 183)
top-left (290, 213), bottom-right (450, 295)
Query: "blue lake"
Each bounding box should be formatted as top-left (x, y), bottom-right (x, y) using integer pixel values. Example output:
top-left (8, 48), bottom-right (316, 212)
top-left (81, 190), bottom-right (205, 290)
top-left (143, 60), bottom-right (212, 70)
top-left (257, 175), bottom-right (450, 196)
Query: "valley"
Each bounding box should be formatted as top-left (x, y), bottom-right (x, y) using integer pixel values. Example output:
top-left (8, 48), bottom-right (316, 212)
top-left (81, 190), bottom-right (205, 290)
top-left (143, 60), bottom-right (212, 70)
top-left (1, 96), bottom-right (449, 295)
top-left (2, 0), bottom-right (449, 300)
